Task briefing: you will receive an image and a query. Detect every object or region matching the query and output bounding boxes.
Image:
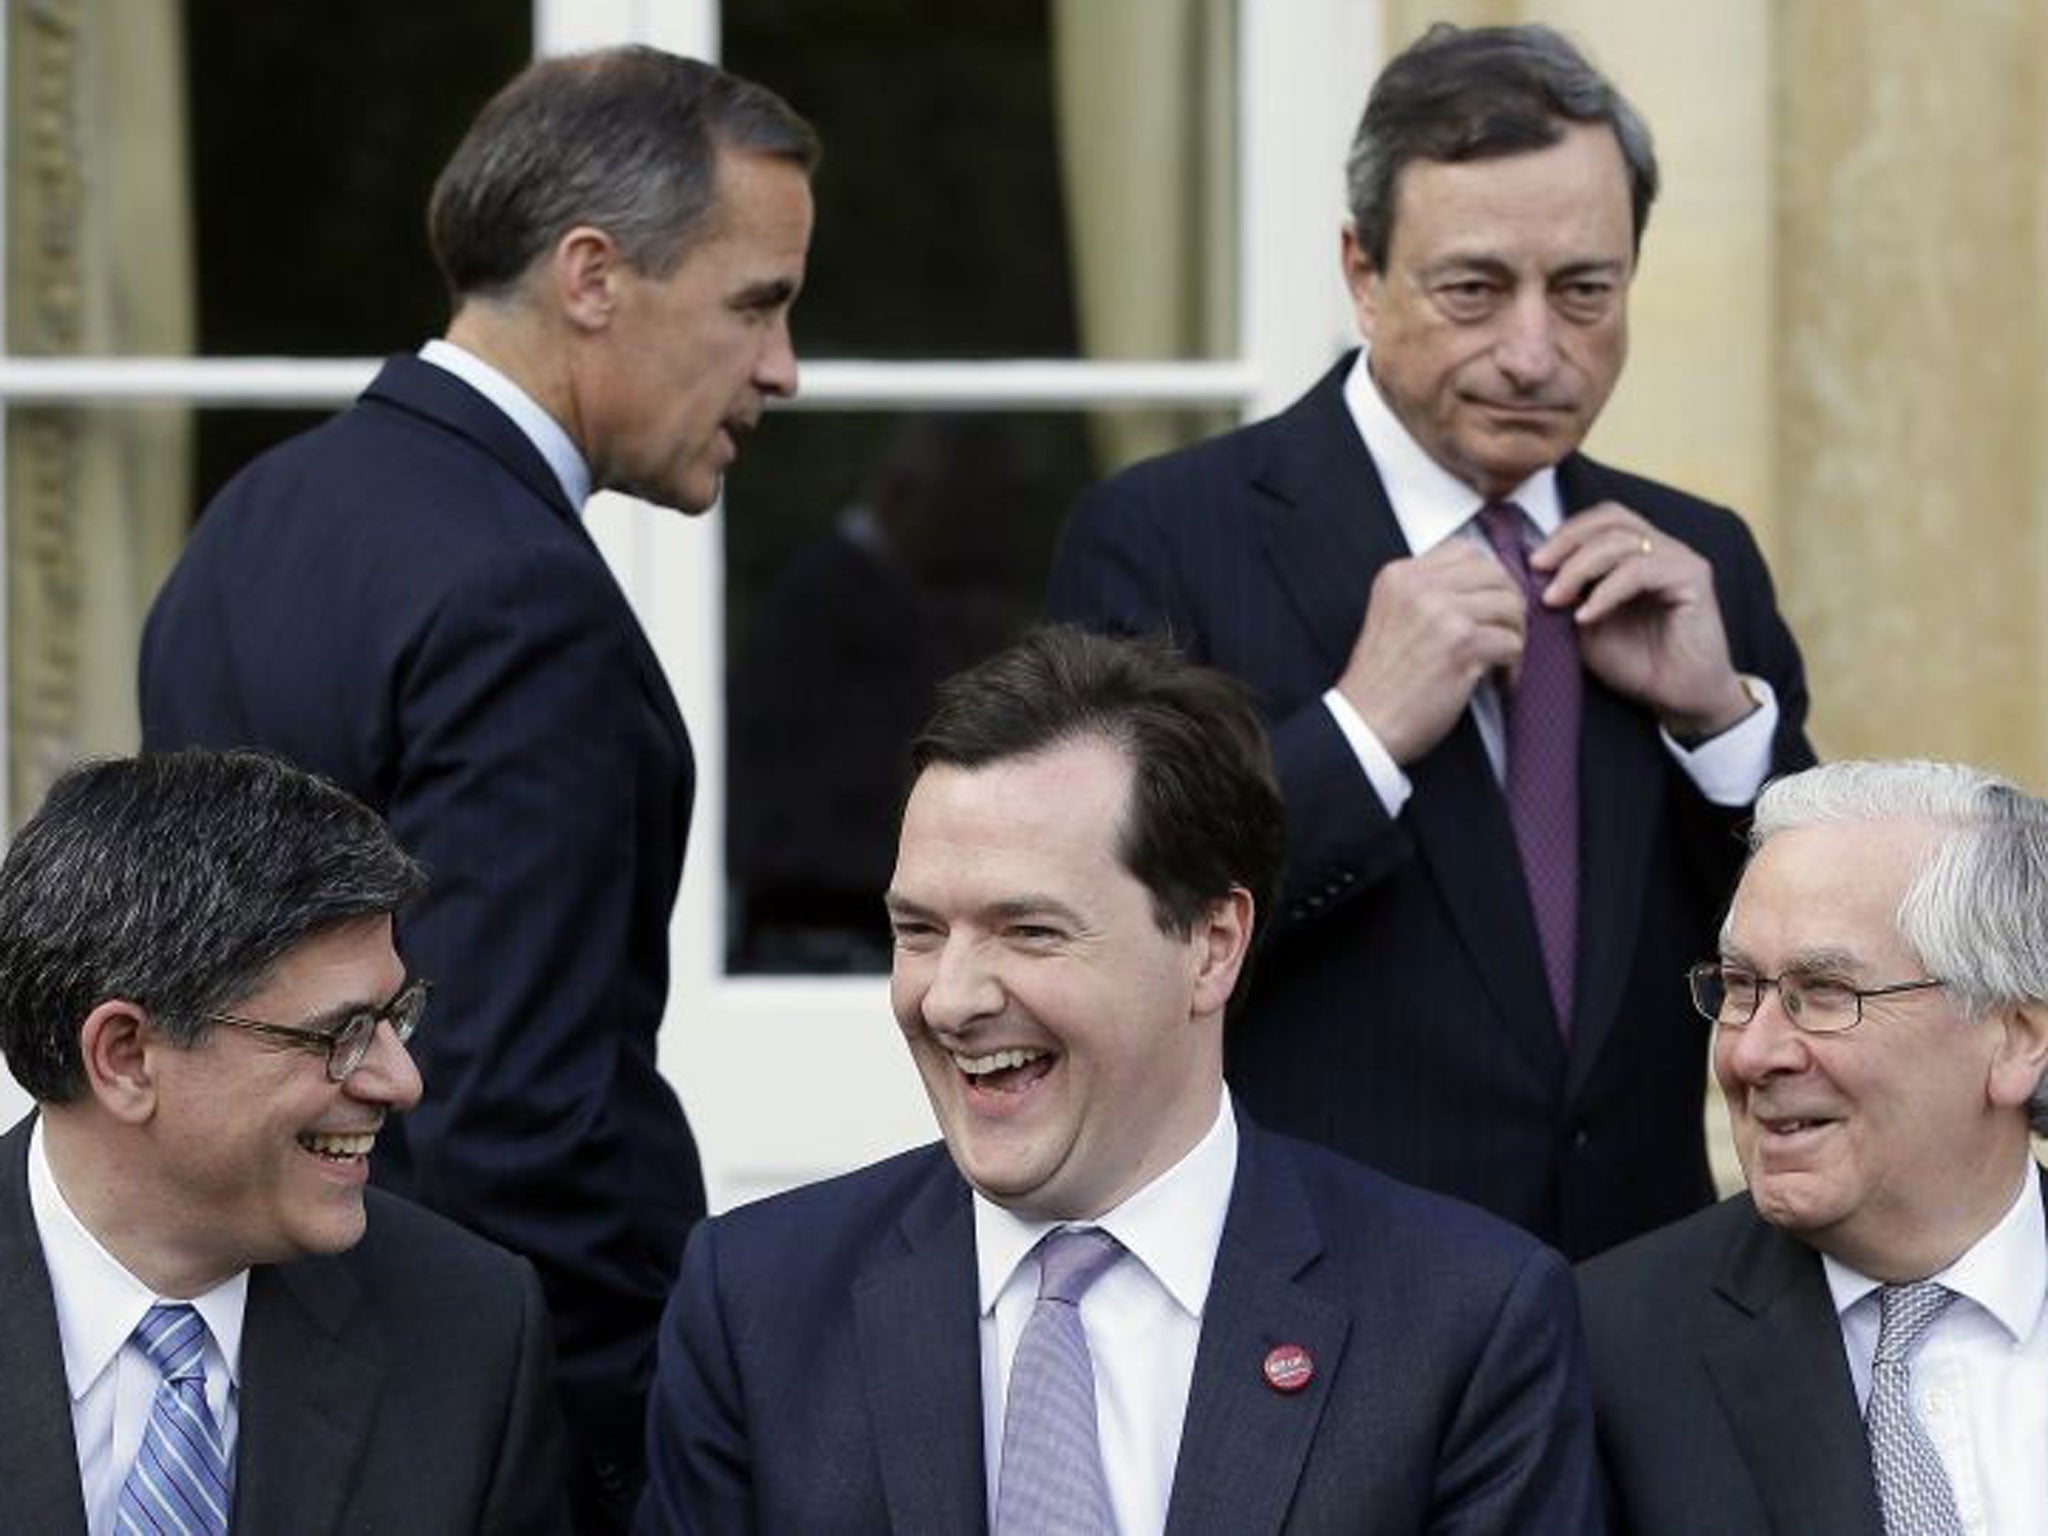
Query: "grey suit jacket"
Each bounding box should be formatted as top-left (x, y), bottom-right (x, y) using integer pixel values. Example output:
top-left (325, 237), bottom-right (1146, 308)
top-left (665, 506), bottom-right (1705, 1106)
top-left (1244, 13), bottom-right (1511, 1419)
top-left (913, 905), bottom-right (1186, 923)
top-left (0, 1113), bottom-right (570, 1535)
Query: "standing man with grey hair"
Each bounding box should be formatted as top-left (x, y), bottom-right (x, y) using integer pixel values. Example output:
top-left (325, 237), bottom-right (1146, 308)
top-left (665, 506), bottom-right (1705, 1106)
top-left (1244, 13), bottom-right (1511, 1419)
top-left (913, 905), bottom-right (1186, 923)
top-left (0, 750), bottom-right (567, 1535)
top-left (138, 46), bottom-right (817, 1530)
top-left (1579, 760), bottom-right (2048, 1535)
top-left (1050, 22), bottom-right (1813, 1259)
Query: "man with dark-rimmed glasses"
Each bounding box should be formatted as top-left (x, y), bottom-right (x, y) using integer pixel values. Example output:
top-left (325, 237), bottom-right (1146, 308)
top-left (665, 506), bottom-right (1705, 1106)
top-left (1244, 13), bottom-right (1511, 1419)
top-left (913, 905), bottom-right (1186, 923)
top-left (1579, 760), bottom-right (2048, 1536)
top-left (0, 749), bottom-right (568, 1534)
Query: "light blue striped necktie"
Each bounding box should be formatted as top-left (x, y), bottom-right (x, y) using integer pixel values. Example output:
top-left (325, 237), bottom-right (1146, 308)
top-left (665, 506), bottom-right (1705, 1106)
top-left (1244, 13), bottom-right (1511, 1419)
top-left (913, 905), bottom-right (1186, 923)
top-left (116, 1302), bottom-right (232, 1536)
top-left (994, 1226), bottom-right (1124, 1536)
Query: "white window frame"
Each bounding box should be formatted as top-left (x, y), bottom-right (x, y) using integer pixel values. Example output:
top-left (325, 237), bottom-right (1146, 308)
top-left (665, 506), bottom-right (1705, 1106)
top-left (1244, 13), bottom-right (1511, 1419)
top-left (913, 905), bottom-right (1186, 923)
top-left (0, 0), bottom-right (1383, 1200)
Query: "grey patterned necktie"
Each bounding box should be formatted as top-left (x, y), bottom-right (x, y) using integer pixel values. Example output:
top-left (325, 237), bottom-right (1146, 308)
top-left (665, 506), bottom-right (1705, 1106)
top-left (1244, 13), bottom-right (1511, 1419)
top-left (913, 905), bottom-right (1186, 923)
top-left (1866, 1281), bottom-right (1964, 1536)
top-left (993, 1227), bottom-right (1124, 1536)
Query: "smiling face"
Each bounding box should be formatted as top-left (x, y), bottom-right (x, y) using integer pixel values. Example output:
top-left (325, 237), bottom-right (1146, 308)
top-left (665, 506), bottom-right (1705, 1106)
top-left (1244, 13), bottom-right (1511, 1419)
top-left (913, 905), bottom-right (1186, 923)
top-left (143, 914), bottom-right (422, 1291)
top-left (1715, 821), bottom-right (2043, 1278)
top-left (1346, 122), bottom-right (1634, 498)
top-left (886, 736), bottom-right (1244, 1221)
top-left (580, 146), bottom-right (813, 513)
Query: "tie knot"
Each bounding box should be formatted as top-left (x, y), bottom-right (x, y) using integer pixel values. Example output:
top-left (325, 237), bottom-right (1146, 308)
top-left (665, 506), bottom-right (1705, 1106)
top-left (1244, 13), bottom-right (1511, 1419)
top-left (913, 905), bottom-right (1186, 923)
top-left (1476, 501), bottom-right (1536, 589)
top-left (134, 1303), bottom-right (208, 1382)
top-left (1034, 1227), bottom-right (1122, 1305)
top-left (1874, 1281), bottom-right (1955, 1363)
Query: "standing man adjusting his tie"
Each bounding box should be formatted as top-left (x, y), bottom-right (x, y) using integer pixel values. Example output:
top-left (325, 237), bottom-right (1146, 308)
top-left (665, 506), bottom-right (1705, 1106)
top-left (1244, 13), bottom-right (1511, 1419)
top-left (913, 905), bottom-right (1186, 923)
top-left (139, 46), bottom-right (817, 1529)
top-left (1580, 760), bottom-right (2048, 1535)
top-left (638, 628), bottom-right (1600, 1536)
top-left (1049, 22), bottom-right (1814, 1259)
top-left (0, 750), bottom-right (567, 1535)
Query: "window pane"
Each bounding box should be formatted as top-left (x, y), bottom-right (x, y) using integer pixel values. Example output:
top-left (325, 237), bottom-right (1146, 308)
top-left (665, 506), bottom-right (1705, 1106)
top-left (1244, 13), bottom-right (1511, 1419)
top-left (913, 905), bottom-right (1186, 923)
top-left (723, 405), bottom-right (1230, 975)
top-left (724, 0), bottom-right (1238, 361)
top-left (186, 7), bottom-right (531, 357)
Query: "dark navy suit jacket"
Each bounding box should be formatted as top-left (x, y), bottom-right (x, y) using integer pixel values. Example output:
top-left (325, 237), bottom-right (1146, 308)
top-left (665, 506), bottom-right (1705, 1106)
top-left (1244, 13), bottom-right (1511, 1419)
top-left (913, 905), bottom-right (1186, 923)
top-left (0, 1115), bottom-right (569, 1536)
top-left (638, 1117), bottom-right (1602, 1535)
top-left (1048, 356), bottom-right (1814, 1258)
top-left (138, 354), bottom-right (702, 1514)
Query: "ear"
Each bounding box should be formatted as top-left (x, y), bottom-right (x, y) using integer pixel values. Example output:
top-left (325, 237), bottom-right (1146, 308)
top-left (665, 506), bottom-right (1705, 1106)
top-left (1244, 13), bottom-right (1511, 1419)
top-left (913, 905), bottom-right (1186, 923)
top-left (551, 224), bottom-right (625, 334)
top-left (1340, 222), bottom-right (1381, 342)
top-left (1987, 1001), bottom-right (2048, 1113)
top-left (1189, 886), bottom-right (1256, 1020)
top-left (77, 1000), bottom-right (163, 1125)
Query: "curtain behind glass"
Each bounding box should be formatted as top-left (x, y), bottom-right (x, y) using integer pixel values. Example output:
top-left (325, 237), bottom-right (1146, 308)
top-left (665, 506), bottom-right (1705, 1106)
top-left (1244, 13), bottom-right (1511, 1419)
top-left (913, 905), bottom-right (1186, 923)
top-left (5, 0), bottom-right (193, 822)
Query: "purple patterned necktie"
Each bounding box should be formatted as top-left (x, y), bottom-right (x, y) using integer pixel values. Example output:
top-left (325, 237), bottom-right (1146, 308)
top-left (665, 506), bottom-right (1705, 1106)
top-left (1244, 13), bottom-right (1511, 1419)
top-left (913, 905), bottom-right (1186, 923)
top-left (993, 1227), bottom-right (1124, 1536)
top-left (1478, 501), bottom-right (1581, 1037)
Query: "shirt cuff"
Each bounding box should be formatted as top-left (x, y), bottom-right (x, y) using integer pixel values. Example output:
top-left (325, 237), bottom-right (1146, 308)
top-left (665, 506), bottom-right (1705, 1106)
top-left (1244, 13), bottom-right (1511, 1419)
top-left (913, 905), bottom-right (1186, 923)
top-left (1660, 676), bottom-right (1779, 807)
top-left (1323, 689), bottom-right (1412, 819)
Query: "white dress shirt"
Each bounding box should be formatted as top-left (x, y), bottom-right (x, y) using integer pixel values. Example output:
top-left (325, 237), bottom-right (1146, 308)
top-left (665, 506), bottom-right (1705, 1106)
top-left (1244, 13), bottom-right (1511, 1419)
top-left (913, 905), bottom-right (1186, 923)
top-left (418, 338), bottom-right (591, 510)
top-left (1323, 348), bottom-right (1778, 817)
top-left (29, 1117), bottom-right (248, 1536)
top-left (1824, 1169), bottom-right (2048, 1535)
top-left (977, 1088), bottom-right (1237, 1536)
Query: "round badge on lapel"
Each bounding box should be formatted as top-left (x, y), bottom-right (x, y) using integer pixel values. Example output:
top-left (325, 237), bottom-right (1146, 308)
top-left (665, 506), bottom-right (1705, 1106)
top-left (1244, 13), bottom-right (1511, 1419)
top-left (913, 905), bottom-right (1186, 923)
top-left (1263, 1343), bottom-right (1314, 1393)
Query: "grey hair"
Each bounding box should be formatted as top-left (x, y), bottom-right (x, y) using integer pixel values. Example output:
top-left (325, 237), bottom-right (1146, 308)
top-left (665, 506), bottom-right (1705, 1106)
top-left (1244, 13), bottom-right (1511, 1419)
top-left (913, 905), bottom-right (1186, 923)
top-left (1749, 759), bottom-right (2048, 1133)
top-left (1345, 22), bottom-right (1658, 271)
top-left (427, 44), bottom-right (818, 303)
top-left (0, 750), bottom-right (425, 1104)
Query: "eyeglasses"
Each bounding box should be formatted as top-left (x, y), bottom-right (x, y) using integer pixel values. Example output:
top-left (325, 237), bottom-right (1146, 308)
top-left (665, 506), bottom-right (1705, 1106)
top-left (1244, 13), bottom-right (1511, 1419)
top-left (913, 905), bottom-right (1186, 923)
top-left (202, 975), bottom-right (430, 1082)
top-left (1686, 961), bottom-right (1943, 1036)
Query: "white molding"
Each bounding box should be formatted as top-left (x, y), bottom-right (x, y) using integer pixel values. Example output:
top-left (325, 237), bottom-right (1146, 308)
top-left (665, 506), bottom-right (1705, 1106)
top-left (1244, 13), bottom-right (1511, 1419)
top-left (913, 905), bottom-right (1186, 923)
top-left (0, 357), bottom-right (1257, 410)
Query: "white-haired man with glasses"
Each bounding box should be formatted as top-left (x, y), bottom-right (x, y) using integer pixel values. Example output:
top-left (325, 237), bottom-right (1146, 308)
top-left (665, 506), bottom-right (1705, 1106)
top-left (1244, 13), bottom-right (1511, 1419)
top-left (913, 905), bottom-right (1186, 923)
top-left (1578, 759), bottom-right (2048, 1536)
top-left (0, 750), bottom-right (568, 1534)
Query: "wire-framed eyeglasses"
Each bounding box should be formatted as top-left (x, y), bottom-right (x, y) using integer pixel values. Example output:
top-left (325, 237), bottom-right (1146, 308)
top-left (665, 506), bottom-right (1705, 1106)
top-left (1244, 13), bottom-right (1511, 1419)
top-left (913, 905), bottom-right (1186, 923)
top-left (1686, 961), bottom-right (1943, 1036)
top-left (202, 974), bottom-right (430, 1082)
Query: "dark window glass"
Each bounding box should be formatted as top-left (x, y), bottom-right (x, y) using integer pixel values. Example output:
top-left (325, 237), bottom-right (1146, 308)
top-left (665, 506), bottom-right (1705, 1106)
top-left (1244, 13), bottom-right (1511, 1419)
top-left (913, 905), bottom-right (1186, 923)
top-left (725, 0), bottom-right (1238, 363)
top-left (722, 406), bottom-right (1228, 975)
top-left (185, 8), bottom-right (530, 505)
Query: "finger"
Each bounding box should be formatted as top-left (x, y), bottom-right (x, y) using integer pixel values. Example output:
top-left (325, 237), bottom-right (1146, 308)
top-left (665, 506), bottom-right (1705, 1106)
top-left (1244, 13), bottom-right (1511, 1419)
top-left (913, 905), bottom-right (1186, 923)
top-left (1566, 551), bottom-right (1664, 625)
top-left (1540, 529), bottom-right (1657, 607)
top-left (1528, 500), bottom-right (1646, 571)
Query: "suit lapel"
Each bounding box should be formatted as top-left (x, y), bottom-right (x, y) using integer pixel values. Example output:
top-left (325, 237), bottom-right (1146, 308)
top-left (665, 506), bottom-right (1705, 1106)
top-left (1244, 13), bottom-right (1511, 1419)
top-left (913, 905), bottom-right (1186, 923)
top-left (854, 1159), bottom-right (988, 1536)
top-left (0, 1117), bottom-right (90, 1536)
top-left (363, 353), bottom-right (692, 760)
top-left (1166, 1125), bottom-right (1349, 1536)
top-left (230, 1253), bottom-right (383, 1536)
top-left (1557, 456), bottom-right (1678, 1085)
top-left (1701, 1214), bottom-right (1884, 1535)
top-left (1252, 360), bottom-right (1562, 1077)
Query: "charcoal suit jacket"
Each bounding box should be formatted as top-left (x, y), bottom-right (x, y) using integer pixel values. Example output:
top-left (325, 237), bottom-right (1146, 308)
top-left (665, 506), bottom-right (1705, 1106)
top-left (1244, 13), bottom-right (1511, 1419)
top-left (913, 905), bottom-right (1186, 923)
top-left (0, 1114), bottom-right (569, 1535)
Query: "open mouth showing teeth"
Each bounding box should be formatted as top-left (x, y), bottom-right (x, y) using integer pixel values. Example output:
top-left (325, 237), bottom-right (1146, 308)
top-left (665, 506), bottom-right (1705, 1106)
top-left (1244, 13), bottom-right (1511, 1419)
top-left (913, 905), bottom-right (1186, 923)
top-left (953, 1047), bottom-right (1053, 1092)
top-left (1760, 1118), bottom-right (1830, 1136)
top-left (297, 1131), bottom-right (375, 1161)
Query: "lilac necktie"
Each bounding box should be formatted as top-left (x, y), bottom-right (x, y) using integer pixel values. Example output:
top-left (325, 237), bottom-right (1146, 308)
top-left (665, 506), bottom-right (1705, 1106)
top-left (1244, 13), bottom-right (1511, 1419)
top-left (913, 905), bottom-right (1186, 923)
top-left (1478, 501), bottom-right (1581, 1036)
top-left (993, 1227), bottom-right (1124, 1536)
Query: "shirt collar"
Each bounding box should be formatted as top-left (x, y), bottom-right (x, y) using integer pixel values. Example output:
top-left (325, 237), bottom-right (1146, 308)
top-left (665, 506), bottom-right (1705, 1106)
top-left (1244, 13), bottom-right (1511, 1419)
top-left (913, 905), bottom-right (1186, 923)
top-left (974, 1086), bottom-right (1238, 1321)
top-left (1341, 347), bottom-right (1562, 550)
top-left (29, 1116), bottom-right (250, 1399)
top-left (419, 338), bottom-right (591, 510)
top-left (1823, 1165), bottom-right (2046, 1344)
